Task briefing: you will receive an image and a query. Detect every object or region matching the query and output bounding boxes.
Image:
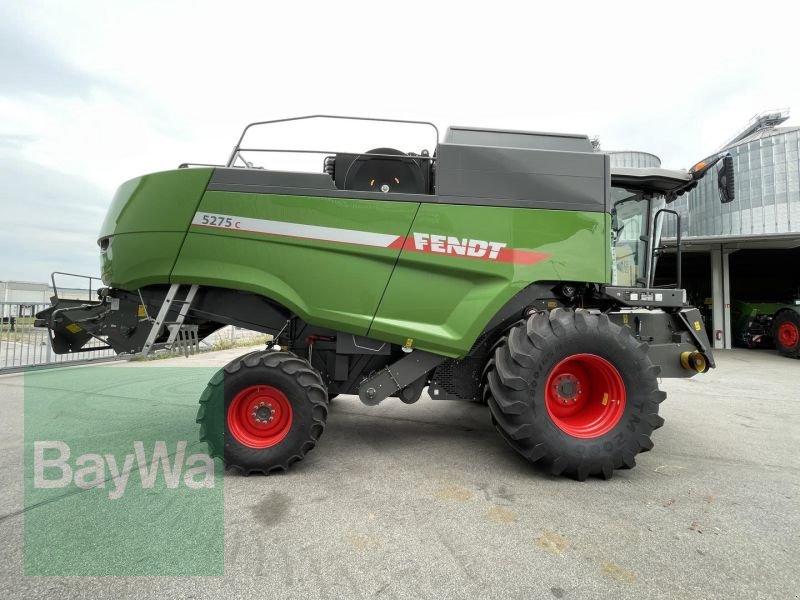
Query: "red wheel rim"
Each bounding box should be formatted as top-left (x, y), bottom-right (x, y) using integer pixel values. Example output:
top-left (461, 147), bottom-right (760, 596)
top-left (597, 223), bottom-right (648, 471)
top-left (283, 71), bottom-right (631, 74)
top-left (777, 321), bottom-right (799, 349)
top-left (227, 385), bottom-right (293, 448)
top-left (545, 354), bottom-right (626, 439)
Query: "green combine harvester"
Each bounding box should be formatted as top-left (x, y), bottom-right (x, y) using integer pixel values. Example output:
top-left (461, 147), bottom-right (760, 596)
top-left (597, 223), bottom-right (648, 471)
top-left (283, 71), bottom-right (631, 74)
top-left (732, 300), bottom-right (800, 357)
top-left (36, 115), bottom-right (736, 480)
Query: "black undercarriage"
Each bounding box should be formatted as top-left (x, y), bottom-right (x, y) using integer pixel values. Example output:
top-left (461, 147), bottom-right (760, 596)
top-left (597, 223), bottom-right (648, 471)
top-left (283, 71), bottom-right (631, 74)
top-left (36, 281), bottom-right (714, 405)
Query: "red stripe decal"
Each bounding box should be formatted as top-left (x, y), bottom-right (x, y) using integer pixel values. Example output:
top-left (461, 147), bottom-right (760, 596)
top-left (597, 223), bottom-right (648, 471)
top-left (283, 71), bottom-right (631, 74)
top-left (500, 248), bottom-right (552, 265)
top-left (191, 212), bottom-right (550, 266)
top-left (386, 236), bottom-right (406, 251)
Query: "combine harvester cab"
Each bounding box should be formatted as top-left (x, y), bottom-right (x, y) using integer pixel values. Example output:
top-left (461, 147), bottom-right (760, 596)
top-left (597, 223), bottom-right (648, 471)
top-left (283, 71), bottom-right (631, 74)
top-left (37, 115), bottom-right (735, 480)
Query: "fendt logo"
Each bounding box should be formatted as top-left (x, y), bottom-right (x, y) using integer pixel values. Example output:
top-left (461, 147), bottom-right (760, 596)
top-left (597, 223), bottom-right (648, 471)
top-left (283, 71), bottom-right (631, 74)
top-left (412, 232), bottom-right (506, 259)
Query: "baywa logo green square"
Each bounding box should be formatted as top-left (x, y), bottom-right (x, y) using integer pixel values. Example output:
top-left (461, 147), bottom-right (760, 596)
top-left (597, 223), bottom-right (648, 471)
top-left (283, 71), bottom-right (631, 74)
top-left (24, 367), bottom-right (224, 576)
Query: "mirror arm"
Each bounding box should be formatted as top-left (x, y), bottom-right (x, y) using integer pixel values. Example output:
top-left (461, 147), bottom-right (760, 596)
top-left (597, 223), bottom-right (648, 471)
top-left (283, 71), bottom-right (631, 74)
top-left (667, 152), bottom-right (735, 203)
top-left (689, 152), bottom-right (726, 181)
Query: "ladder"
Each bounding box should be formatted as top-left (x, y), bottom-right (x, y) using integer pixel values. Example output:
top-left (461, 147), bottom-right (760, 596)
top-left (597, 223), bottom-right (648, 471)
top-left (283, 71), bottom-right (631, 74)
top-left (140, 284), bottom-right (199, 358)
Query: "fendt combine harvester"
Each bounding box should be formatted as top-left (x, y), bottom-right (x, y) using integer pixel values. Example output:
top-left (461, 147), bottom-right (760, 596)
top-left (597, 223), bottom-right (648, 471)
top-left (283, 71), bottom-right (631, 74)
top-left (37, 116), bottom-right (735, 480)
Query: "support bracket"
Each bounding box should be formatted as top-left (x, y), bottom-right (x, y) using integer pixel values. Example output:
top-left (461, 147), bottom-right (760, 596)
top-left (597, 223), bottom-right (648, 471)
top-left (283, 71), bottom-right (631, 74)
top-left (358, 350), bottom-right (446, 406)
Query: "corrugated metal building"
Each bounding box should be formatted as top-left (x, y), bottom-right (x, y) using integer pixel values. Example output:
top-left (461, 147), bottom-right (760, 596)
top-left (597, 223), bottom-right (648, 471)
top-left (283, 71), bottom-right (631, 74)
top-left (658, 110), bottom-right (800, 349)
top-left (667, 109), bottom-right (800, 240)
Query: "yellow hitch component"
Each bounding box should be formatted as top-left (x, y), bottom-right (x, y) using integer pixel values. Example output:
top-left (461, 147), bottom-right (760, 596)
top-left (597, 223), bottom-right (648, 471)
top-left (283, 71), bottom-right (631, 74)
top-left (680, 351), bottom-right (708, 373)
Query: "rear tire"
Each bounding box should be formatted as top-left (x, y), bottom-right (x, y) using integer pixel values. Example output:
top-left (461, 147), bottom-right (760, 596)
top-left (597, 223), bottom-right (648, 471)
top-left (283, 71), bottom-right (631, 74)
top-left (196, 350), bottom-right (328, 474)
top-left (484, 308), bottom-right (665, 481)
top-left (773, 310), bottom-right (800, 358)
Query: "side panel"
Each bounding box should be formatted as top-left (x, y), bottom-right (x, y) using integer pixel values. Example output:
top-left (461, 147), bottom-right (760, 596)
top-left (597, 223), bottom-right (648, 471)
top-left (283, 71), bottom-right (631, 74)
top-left (370, 204), bottom-right (609, 357)
top-left (99, 168), bottom-right (214, 287)
top-left (99, 168), bottom-right (213, 238)
top-left (101, 232), bottom-right (186, 289)
top-left (170, 191), bottom-right (419, 334)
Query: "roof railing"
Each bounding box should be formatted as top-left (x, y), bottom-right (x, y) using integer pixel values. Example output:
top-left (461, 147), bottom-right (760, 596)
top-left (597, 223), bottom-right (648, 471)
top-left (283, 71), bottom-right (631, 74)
top-left (226, 115), bottom-right (440, 168)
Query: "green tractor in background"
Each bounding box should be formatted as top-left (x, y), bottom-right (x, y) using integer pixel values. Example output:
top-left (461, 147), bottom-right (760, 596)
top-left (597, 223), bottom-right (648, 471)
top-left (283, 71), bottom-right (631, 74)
top-left (732, 300), bottom-right (800, 358)
top-left (36, 115), bottom-right (736, 480)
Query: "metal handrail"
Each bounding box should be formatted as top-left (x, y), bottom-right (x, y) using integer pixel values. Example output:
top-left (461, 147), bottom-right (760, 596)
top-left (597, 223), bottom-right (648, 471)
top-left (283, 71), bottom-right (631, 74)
top-left (229, 148), bottom-right (435, 174)
top-left (226, 114), bottom-right (440, 168)
top-left (650, 209), bottom-right (682, 289)
top-left (50, 272), bottom-right (104, 301)
top-left (234, 148), bottom-right (434, 159)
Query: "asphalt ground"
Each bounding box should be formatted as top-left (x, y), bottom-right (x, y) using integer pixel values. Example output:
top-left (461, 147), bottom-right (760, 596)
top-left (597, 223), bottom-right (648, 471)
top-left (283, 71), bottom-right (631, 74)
top-left (0, 347), bottom-right (798, 599)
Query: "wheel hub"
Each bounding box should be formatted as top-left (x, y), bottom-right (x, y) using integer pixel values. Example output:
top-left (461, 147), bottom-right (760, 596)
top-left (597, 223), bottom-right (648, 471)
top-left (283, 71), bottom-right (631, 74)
top-left (544, 354), bottom-right (626, 439)
top-left (777, 321), bottom-right (799, 348)
top-left (252, 403), bottom-right (274, 424)
top-left (552, 373), bottom-right (581, 403)
top-left (227, 385), bottom-right (293, 448)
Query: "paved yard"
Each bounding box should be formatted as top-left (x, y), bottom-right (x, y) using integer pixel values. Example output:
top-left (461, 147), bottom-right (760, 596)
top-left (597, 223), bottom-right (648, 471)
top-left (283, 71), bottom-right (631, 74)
top-left (0, 347), bottom-right (798, 599)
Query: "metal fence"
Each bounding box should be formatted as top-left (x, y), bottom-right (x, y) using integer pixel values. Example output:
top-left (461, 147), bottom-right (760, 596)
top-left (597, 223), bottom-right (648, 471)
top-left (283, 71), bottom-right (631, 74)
top-left (0, 301), bottom-right (118, 372)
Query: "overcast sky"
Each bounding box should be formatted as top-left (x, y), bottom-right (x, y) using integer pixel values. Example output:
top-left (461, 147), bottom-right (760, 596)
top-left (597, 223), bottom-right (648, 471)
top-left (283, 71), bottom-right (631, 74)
top-left (2, 0), bottom-right (799, 283)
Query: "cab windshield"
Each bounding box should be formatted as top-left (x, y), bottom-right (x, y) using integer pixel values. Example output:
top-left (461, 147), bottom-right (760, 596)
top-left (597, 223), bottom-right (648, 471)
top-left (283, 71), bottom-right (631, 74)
top-left (610, 188), bottom-right (650, 287)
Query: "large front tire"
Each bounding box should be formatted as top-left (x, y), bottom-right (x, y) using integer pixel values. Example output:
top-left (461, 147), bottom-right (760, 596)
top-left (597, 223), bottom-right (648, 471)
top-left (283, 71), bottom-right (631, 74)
top-left (484, 308), bottom-right (665, 481)
top-left (196, 350), bottom-right (328, 474)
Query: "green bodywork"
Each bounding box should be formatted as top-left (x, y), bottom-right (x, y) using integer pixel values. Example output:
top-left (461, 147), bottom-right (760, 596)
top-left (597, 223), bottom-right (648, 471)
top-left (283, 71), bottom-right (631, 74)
top-left (731, 300), bottom-right (800, 333)
top-left (732, 301), bottom-right (787, 322)
top-left (100, 169), bottom-right (610, 358)
top-left (99, 168), bottom-right (214, 288)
